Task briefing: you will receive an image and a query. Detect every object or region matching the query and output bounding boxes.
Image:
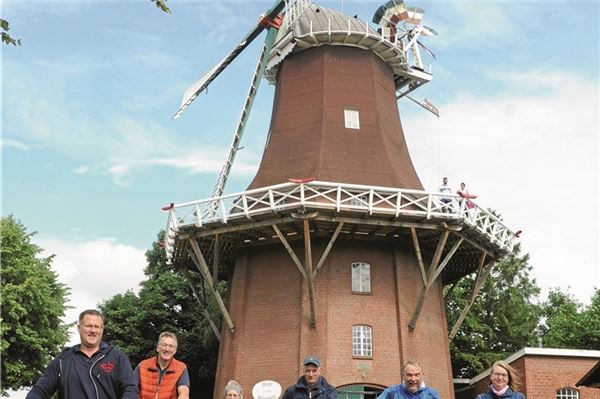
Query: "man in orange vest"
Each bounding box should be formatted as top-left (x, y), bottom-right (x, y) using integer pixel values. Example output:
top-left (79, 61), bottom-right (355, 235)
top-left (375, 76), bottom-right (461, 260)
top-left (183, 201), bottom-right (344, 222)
top-left (134, 332), bottom-right (190, 399)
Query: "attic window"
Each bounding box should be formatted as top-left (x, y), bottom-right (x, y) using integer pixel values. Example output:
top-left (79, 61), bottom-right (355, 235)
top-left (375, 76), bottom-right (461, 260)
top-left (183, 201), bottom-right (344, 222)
top-left (344, 109), bottom-right (360, 130)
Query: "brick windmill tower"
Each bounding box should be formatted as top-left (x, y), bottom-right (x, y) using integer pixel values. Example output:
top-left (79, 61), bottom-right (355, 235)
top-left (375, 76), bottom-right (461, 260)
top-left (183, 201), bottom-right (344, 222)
top-left (164, 1), bottom-right (517, 398)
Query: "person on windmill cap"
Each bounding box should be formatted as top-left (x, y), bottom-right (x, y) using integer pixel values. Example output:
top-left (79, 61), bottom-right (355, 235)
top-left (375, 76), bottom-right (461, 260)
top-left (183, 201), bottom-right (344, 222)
top-left (376, 361), bottom-right (440, 399)
top-left (134, 331), bottom-right (190, 399)
top-left (282, 356), bottom-right (337, 399)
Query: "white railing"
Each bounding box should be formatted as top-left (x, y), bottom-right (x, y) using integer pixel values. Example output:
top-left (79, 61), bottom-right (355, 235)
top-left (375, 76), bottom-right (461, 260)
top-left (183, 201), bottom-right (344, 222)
top-left (283, 0), bottom-right (314, 30)
top-left (163, 181), bottom-right (517, 262)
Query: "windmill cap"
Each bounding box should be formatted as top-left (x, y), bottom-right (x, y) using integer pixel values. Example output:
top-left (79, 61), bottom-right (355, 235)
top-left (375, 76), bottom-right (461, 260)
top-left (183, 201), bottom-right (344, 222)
top-left (303, 356), bottom-right (321, 367)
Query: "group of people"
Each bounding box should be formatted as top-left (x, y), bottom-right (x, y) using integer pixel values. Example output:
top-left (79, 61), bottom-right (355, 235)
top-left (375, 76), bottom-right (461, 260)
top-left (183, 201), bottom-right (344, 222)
top-left (438, 177), bottom-right (476, 215)
top-left (26, 309), bottom-right (526, 399)
top-left (26, 309), bottom-right (189, 399)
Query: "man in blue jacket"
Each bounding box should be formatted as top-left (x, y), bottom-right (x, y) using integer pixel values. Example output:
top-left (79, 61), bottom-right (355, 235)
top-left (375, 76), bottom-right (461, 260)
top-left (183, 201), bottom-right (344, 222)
top-left (377, 361), bottom-right (440, 399)
top-left (26, 309), bottom-right (138, 399)
top-left (282, 356), bottom-right (337, 399)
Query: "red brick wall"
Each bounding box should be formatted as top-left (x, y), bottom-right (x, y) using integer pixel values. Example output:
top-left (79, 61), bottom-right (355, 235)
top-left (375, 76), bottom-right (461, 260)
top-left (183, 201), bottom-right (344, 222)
top-left (213, 239), bottom-right (454, 399)
top-left (473, 355), bottom-right (600, 399)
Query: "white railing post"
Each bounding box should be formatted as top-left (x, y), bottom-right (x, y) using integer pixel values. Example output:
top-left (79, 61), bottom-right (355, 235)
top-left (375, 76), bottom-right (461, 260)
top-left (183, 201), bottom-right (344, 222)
top-left (219, 199), bottom-right (227, 223)
top-left (426, 195), bottom-right (432, 219)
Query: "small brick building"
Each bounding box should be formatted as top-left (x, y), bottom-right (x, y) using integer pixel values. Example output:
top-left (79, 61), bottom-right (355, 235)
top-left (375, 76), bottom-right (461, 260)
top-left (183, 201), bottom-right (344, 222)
top-left (466, 348), bottom-right (600, 399)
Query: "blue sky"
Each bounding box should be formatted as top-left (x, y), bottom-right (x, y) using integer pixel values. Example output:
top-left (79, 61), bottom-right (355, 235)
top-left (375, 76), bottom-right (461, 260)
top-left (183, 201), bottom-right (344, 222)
top-left (2, 0), bottom-right (599, 356)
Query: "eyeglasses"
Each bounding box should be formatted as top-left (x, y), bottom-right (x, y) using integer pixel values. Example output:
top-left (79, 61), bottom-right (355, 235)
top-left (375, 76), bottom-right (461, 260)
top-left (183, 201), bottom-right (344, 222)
top-left (81, 324), bottom-right (103, 331)
top-left (492, 372), bottom-right (508, 378)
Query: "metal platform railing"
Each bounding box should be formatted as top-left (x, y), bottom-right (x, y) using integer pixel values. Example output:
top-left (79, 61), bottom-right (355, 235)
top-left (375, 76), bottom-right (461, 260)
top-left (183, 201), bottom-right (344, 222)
top-left (163, 181), bottom-right (517, 262)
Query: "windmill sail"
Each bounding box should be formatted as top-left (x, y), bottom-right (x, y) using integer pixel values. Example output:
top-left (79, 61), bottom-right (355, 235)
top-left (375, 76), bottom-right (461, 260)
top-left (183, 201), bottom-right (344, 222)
top-left (173, 0), bottom-right (286, 119)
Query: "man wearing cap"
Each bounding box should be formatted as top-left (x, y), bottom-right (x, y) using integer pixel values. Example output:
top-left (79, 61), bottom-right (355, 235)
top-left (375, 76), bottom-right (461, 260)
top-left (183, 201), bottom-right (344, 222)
top-left (282, 356), bottom-right (337, 399)
top-left (377, 361), bottom-right (440, 399)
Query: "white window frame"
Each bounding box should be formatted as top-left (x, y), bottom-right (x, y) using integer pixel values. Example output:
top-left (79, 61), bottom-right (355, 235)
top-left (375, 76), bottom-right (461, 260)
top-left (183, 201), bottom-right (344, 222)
top-left (344, 109), bottom-right (360, 129)
top-left (556, 388), bottom-right (579, 399)
top-left (352, 262), bottom-right (371, 293)
top-left (352, 325), bottom-right (372, 357)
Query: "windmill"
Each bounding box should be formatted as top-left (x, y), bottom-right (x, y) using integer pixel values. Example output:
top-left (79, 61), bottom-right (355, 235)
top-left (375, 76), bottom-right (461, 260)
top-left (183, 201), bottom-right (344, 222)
top-left (174, 0), bottom-right (438, 199)
top-left (164, 1), bottom-right (517, 398)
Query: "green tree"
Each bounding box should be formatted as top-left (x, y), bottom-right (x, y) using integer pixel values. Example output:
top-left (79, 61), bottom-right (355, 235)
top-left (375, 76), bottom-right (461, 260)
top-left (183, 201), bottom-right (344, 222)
top-left (1, 19), bottom-right (20, 46)
top-left (151, 0), bottom-right (171, 13)
top-left (540, 288), bottom-right (600, 349)
top-left (0, 215), bottom-right (71, 395)
top-left (100, 233), bottom-right (221, 399)
top-left (445, 244), bottom-right (541, 378)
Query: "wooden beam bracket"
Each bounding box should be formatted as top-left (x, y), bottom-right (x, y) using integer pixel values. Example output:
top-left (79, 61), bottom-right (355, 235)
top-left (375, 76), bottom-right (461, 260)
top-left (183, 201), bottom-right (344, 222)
top-left (180, 267), bottom-right (221, 341)
top-left (448, 253), bottom-right (498, 339)
top-left (188, 239), bottom-right (235, 333)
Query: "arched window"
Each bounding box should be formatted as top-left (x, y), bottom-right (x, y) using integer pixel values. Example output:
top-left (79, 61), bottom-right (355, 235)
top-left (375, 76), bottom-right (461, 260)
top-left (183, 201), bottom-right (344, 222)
top-left (351, 262), bottom-right (371, 293)
top-left (352, 325), bottom-right (372, 357)
top-left (556, 387), bottom-right (579, 399)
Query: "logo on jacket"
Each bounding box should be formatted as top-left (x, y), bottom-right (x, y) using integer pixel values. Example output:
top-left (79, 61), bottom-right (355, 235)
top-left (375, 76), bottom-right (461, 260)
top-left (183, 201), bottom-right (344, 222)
top-left (99, 362), bottom-right (115, 373)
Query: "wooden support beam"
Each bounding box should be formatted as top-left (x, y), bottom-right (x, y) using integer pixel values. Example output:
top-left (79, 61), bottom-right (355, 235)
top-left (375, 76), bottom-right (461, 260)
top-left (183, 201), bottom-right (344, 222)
top-left (428, 230), bottom-right (450, 281)
top-left (187, 239), bottom-right (235, 333)
top-left (304, 219), bottom-right (317, 328)
top-left (272, 224), bottom-right (308, 280)
top-left (190, 216), bottom-right (298, 238)
top-left (313, 222), bottom-right (344, 277)
top-left (448, 252), bottom-right (496, 339)
top-left (408, 230), bottom-right (449, 331)
top-left (429, 237), bottom-right (464, 286)
top-left (410, 227), bottom-right (427, 287)
top-left (180, 267), bottom-right (221, 341)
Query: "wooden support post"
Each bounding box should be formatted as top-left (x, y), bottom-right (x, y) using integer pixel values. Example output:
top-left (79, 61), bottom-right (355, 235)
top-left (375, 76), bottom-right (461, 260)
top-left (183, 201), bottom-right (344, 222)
top-left (304, 219), bottom-right (317, 328)
top-left (429, 237), bottom-right (464, 286)
top-left (410, 227), bottom-right (427, 287)
top-left (180, 267), bottom-right (221, 341)
top-left (449, 252), bottom-right (496, 339)
top-left (188, 239), bottom-right (235, 333)
top-left (272, 224), bottom-right (308, 280)
top-left (408, 230), bottom-right (449, 331)
top-left (313, 222), bottom-right (344, 277)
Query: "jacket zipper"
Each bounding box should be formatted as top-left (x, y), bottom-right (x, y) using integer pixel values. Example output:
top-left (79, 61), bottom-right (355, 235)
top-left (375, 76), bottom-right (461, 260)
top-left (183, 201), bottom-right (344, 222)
top-left (90, 353), bottom-right (106, 399)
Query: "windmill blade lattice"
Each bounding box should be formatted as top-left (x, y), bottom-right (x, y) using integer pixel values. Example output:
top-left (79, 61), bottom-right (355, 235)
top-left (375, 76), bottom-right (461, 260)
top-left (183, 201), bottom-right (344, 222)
top-left (173, 0), bottom-right (286, 119)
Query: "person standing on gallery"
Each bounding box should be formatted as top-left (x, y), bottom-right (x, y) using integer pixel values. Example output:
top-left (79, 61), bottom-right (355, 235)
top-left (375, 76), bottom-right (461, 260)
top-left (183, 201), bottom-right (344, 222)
top-left (438, 176), bottom-right (453, 212)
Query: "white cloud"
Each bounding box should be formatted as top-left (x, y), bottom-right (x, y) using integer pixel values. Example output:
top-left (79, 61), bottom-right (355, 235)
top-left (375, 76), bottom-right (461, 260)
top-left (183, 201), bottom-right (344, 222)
top-left (35, 236), bottom-right (147, 344)
top-left (4, 57), bottom-right (261, 186)
top-left (73, 165), bottom-right (89, 174)
top-left (427, 1), bottom-right (522, 49)
top-left (0, 138), bottom-right (29, 151)
top-left (403, 68), bottom-right (599, 304)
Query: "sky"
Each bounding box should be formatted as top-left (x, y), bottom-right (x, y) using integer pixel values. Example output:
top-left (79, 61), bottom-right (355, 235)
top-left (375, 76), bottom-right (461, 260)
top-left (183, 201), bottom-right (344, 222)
top-left (2, 0), bottom-right (599, 389)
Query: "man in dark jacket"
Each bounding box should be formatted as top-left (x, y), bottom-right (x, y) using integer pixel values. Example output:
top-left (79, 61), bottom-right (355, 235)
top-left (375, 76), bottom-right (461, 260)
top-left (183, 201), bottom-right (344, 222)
top-left (282, 356), bottom-right (337, 399)
top-left (26, 309), bottom-right (138, 399)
